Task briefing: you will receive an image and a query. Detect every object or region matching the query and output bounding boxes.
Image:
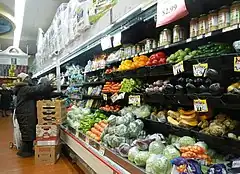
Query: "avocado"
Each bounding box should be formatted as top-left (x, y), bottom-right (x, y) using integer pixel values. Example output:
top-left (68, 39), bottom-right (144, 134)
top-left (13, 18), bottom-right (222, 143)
top-left (209, 83), bottom-right (221, 95)
top-left (175, 85), bottom-right (184, 94)
top-left (199, 85), bottom-right (208, 93)
top-left (204, 69), bottom-right (219, 81)
top-left (163, 84), bottom-right (175, 94)
top-left (186, 83), bottom-right (197, 94)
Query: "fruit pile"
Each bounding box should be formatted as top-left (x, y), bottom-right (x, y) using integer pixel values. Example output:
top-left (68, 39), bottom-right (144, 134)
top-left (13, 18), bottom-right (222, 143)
top-left (120, 78), bottom-right (142, 93)
top-left (118, 55), bottom-right (149, 71)
top-left (99, 105), bottom-right (121, 112)
top-left (102, 82), bottom-right (121, 93)
top-left (105, 66), bottom-right (118, 74)
top-left (167, 109), bottom-right (199, 127)
top-left (146, 52), bottom-right (166, 66)
top-left (86, 120), bottom-right (108, 142)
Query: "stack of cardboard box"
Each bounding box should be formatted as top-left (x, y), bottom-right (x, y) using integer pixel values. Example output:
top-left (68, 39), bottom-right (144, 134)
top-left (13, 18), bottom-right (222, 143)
top-left (35, 99), bottom-right (66, 164)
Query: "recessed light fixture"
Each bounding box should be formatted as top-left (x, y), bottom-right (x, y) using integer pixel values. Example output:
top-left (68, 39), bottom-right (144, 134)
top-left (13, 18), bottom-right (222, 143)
top-left (13, 0), bottom-right (26, 47)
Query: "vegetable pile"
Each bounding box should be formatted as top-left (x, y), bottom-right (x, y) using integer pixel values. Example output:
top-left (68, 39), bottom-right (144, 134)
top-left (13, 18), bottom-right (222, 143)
top-left (86, 120), bottom-right (108, 142)
top-left (102, 82), bottom-right (121, 94)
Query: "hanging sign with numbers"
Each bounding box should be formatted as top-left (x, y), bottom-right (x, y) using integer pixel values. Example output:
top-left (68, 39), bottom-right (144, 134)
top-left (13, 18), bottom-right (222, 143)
top-left (111, 93), bottom-right (119, 103)
top-left (102, 93), bottom-right (108, 101)
top-left (113, 32), bottom-right (122, 47)
top-left (101, 36), bottom-right (112, 51)
top-left (173, 61), bottom-right (184, 75)
top-left (194, 99), bottom-right (208, 112)
top-left (128, 95), bottom-right (141, 106)
top-left (156, 0), bottom-right (189, 27)
top-left (193, 63), bottom-right (208, 77)
top-left (234, 57), bottom-right (240, 72)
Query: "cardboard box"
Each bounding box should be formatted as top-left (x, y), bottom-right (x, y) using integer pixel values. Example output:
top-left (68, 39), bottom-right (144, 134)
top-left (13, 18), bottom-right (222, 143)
top-left (38, 115), bottom-right (67, 125)
top-left (35, 145), bottom-right (61, 165)
top-left (36, 125), bottom-right (60, 146)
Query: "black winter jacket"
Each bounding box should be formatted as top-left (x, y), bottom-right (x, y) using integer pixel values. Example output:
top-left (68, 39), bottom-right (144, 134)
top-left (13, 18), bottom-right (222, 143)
top-left (14, 82), bottom-right (52, 141)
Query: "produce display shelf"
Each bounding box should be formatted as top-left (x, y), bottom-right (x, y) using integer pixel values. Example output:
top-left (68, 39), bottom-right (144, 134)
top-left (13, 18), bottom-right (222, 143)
top-left (82, 95), bottom-right (103, 100)
top-left (0, 76), bottom-right (17, 79)
top-left (105, 24), bottom-right (240, 66)
top-left (105, 53), bottom-right (235, 80)
top-left (82, 80), bottom-right (106, 86)
top-left (61, 126), bottom-right (145, 174)
top-left (141, 118), bottom-right (240, 155)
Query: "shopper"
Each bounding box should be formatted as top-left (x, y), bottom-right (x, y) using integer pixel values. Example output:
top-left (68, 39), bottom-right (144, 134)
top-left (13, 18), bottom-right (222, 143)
top-left (0, 84), bottom-right (13, 117)
top-left (14, 73), bottom-right (53, 158)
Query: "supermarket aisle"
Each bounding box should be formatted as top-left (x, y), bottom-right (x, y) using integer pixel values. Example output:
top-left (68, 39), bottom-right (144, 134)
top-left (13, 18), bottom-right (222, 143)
top-left (0, 116), bottom-right (83, 174)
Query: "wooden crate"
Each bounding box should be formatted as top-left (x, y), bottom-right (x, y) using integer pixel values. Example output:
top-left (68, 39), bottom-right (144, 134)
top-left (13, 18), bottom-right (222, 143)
top-left (37, 99), bottom-right (66, 120)
top-left (38, 115), bottom-right (67, 125)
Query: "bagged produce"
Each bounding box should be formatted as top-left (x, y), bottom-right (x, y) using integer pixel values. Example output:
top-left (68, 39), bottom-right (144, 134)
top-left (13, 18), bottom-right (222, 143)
top-left (163, 145), bottom-right (180, 160)
top-left (179, 136), bottom-right (195, 147)
top-left (149, 140), bottom-right (165, 155)
top-left (118, 143), bottom-right (131, 157)
top-left (135, 138), bottom-right (155, 151)
top-left (134, 151), bottom-right (151, 167)
top-left (107, 126), bottom-right (115, 135)
top-left (114, 124), bottom-right (128, 137)
top-left (135, 119), bottom-right (144, 130)
top-left (107, 115), bottom-right (117, 126)
top-left (128, 122), bottom-right (141, 138)
top-left (146, 154), bottom-right (171, 174)
top-left (116, 116), bottom-right (130, 126)
top-left (109, 135), bottom-right (125, 148)
top-left (133, 105), bottom-right (151, 118)
top-left (128, 146), bottom-right (139, 162)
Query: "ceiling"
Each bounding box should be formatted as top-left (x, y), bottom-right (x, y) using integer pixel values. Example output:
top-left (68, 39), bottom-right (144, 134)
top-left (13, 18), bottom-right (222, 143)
top-left (0, 0), bottom-right (69, 55)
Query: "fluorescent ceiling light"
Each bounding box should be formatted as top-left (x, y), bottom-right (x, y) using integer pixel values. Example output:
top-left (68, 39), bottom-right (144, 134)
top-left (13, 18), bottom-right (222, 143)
top-left (13, 0), bottom-right (26, 47)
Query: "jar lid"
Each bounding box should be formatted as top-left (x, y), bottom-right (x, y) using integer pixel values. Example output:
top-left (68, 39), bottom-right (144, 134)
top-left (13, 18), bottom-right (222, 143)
top-left (233, 1), bottom-right (240, 5)
top-left (200, 14), bottom-right (207, 17)
top-left (209, 10), bottom-right (218, 14)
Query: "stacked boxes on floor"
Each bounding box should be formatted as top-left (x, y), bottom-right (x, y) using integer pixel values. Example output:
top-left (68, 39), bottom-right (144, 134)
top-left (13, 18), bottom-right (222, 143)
top-left (35, 99), bottom-right (66, 164)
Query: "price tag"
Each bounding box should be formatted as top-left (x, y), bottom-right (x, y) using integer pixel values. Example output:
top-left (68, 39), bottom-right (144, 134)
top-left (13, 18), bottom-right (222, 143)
top-left (164, 45), bottom-right (170, 48)
top-left (234, 57), bottom-right (240, 72)
top-left (111, 93), bottom-right (119, 103)
top-left (113, 32), bottom-right (121, 47)
top-left (85, 136), bottom-right (90, 145)
top-left (99, 145), bottom-right (105, 156)
top-left (194, 99), bottom-right (208, 112)
top-left (173, 61), bottom-right (184, 75)
top-left (223, 24), bottom-right (238, 32)
top-left (128, 95), bottom-right (141, 106)
top-left (232, 160), bottom-right (240, 168)
top-left (156, 0), bottom-right (189, 27)
top-left (148, 49), bottom-right (153, 53)
top-left (101, 36), bottom-right (112, 51)
top-left (193, 63), bottom-right (208, 77)
top-left (117, 92), bottom-right (125, 100)
top-left (102, 93), bottom-right (108, 101)
top-left (197, 35), bottom-right (203, 40)
top-left (205, 32), bottom-right (212, 37)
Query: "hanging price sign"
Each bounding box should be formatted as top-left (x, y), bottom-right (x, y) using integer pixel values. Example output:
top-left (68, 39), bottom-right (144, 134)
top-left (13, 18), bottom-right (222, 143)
top-left (194, 99), bottom-right (208, 112)
top-left (234, 57), bottom-right (240, 72)
top-left (193, 63), bottom-right (208, 77)
top-left (111, 93), bottom-right (119, 103)
top-left (156, 0), bottom-right (189, 27)
top-left (113, 32), bottom-right (122, 47)
top-left (102, 93), bottom-right (108, 101)
top-left (173, 61), bottom-right (184, 75)
top-left (128, 95), bottom-right (141, 106)
top-left (117, 92), bottom-right (125, 100)
top-left (101, 36), bottom-right (112, 51)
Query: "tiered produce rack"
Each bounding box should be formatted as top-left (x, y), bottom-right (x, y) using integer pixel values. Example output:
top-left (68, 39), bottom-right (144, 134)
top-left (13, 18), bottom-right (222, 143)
top-left (34, 0), bottom-right (240, 173)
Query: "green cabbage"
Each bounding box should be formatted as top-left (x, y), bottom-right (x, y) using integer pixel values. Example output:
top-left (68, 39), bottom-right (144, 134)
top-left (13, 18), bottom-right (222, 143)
top-left (134, 151), bottom-right (150, 167)
top-left (146, 154), bottom-right (171, 174)
top-left (128, 146), bottom-right (139, 162)
top-left (114, 124), bottom-right (128, 137)
top-left (163, 145), bottom-right (180, 160)
top-left (179, 136), bottom-right (196, 147)
top-left (149, 140), bottom-right (165, 155)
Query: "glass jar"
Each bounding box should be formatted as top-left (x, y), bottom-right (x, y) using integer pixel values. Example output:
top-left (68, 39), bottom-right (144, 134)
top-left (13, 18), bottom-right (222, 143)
top-left (131, 45), bottom-right (136, 55)
top-left (173, 25), bottom-right (185, 43)
top-left (218, 6), bottom-right (230, 29)
top-left (162, 29), bottom-right (172, 45)
top-left (208, 10), bottom-right (218, 31)
top-left (136, 45), bottom-right (142, 53)
top-left (198, 14), bottom-right (208, 35)
top-left (230, 1), bottom-right (240, 25)
top-left (190, 18), bottom-right (198, 37)
top-left (152, 40), bottom-right (157, 49)
top-left (145, 39), bottom-right (152, 51)
top-left (159, 31), bottom-right (164, 46)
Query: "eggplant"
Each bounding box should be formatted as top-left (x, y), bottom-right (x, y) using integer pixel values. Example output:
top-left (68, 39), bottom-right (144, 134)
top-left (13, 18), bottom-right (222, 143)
top-left (186, 78), bottom-right (194, 84)
top-left (175, 85), bottom-right (185, 94)
top-left (177, 77), bottom-right (185, 86)
top-left (194, 78), bottom-right (203, 87)
top-left (186, 83), bottom-right (197, 94)
top-left (209, 83), bottom-right (221, 95)
top-left (205, 78), bottom-right (213, 86)
top-left (199, 85), bottom-right (209, 93)
top-left (204, 69), bottom-right (219, 81)
top-left (162, 84), bottom-right (175, 94)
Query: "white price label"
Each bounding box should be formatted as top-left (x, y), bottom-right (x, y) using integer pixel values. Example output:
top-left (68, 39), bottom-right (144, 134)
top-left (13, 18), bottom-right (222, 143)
top-left (232, 160), bottom-right (240, 168)
top-left (111, 93), bottom-right (119, 103)
top-left (156, 0), bottom-right (188, 27)
top-left (102, 93), bottom-right (108, 101)
top-left (128, 95), bottom-right (141, 106)
top-left (234, 57), bottom-right (240, 72)
top-left (197, 35), bottom-right (203, 40)
top-left (193, 63), bottom-right (208, 77)
top-left (194, 99), bottom-right (208, 112)
top-left (113, 32), bottom-right (121, 47)
top-left (223, 24), bottom-right (238, 32)
top-left (148, 49), bottom-right (153, 53)
top-left (99, 145), bottom-right (105, 156)
top-left (117, 92), bottom-right (125, 100)
top-left (173, 61), bottom-right (184, 75)
top-left (205, 32), bottom-right (212, 37)
top-left (101, 36), bottom-right (112, 51)
top-left (85, 136), bottom-right (90, 145)
top-left (164, 45), bottom-right (169, 48)
top-left (186, 38), bottom-right (192, 43)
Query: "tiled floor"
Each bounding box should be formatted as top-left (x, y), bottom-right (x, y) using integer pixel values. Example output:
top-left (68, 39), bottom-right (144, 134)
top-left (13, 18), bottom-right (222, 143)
top-left (0, 115), bottom-right (83, 174)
